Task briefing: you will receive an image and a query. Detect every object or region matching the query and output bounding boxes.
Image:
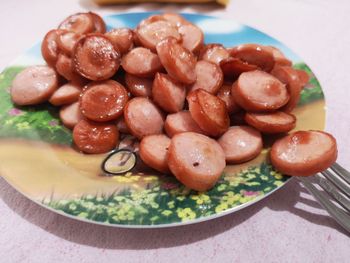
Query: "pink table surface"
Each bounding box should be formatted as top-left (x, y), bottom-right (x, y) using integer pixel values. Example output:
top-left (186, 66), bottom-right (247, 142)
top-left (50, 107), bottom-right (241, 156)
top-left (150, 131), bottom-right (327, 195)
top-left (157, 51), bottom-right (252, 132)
top-left (1, 0), bottom-right (350, 262)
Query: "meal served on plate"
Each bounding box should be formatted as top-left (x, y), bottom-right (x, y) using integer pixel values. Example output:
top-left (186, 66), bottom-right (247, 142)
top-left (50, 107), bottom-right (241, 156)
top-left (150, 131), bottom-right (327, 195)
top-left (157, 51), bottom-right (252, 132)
top-left (9, 12), bottom-right (337, 191)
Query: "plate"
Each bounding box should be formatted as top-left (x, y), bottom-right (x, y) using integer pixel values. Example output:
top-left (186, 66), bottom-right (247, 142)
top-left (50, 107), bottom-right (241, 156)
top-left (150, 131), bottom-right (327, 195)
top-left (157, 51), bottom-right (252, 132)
top-left (0, 12), bottom-right (325, 228)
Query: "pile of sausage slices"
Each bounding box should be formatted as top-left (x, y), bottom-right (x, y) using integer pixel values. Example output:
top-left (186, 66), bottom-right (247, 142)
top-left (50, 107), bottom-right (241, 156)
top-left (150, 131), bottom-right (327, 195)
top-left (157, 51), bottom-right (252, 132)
top-left (10, 12), bottom-right (337, 191)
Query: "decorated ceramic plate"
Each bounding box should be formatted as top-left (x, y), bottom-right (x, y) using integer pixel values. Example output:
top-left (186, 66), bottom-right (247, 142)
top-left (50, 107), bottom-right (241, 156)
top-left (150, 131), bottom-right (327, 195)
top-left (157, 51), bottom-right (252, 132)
top-left (0, 12), bottom-right (325, 228)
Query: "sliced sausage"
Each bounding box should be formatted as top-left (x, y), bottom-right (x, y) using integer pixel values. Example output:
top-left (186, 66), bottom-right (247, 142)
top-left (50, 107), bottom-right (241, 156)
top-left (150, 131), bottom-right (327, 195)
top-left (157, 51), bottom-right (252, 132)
top-left (73, 119), bottom-right (119, 154)
top-left (89, 12), bottom-right (106, 33)
top-left (59, 101), bottom-right (84, 129)
top-left (116, 116), bottom-right (130, 134)
top-left (220, 57), bottom-right (258, 80)
top-left (73, 34), bottom-right (120, 81)
top-left (125, 73), bottom-right (153, 97)
top-left (105, 28), bottom-right (134, 54)
top-left (121, 47), bottom-right (163, 78)
top-left (136, 20), bottom-right (181, 51)
top-left (11, 66), bottom-right (58, 106)
top-left (218, 126), bottom-right (263, 164)
top-left (190, 60), bottom-right (223, 94)
top-left (230, 44), bottom-right (275, 72)
top-left (58, 12), bottom-right (95, 34)
top-left (41, 29), bottom-right (66, 67)
top-left (245, 111), bottom-right (296, 134)
top-left (295, 69), bottom-right (310, 87)
top-left (232, 70), bottom-right (289, 112)
top-left (57, 31), bottom-right (82, 56)
top-left (156, 37), bottom-right (197, 84)
top-left (178, 23), bottom-right (204, 53)
top-left (271, 65), bottom-right (301, 112)
top-left (167, 132), bottom-right (226, 191)
top-left (80, 80), bottom-right (128, 122)
top-left (164, 111), bottom-right (205, 137)
top-left (139, 134), bottom-right (171, 173)
top-left (124, 97), bottom-right (164, 139)
top-left (49, 82), bottom-right (82, 106)
top-left (152, 73), bottom-right (186, 113)
top-left (270, 130), bottom-right (337, 176)
top-left (56, 53), bottom-right (85, 83)
top-left (217, 84), bottom-right (241, 114)
top-left (188, 89), bottom-right (229, 137)
top-left (264, 46), bottom-right (292, 66)
top-left (199, 44), bottom-right (230, 65)
top-left (161, 13), bottom-right (190, 27)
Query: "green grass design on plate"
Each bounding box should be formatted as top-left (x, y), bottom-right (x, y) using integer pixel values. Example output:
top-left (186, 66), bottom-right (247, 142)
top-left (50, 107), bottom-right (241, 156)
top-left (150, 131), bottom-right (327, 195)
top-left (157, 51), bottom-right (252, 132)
top-left (43, 163), bottom-right (287, 225)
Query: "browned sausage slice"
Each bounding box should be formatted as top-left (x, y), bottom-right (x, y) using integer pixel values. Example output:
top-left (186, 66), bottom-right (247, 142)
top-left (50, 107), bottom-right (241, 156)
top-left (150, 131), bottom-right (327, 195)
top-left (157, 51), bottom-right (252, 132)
top-left (220, 57), bottom-right (258, 80)
top-left (188, 89), bottom-right (229, 137)
top-left (217, 84), bottom-right (241, 114)
top-left (270, 130), bottom-right (337, 176)
top-left (136, 20), bottom-right (181, 51)
top-left (56, 53), bottom-right (86, 83)
top-left (49, 82), bottom-right (82, 106)
top-left (73, 119), bottom-right (119, 154)
top-left (232, 70), bottom-right (289, 112)
top-left (230, 44), bottom-right (275, 72)
top-left (59, 101), bottom-right (84, 129)
top-left (124, 97), bottom-right (164, 139)
top-left (199, 44), bottom-right (230, 65)
top-left (167, 132), bottom-right (226, 191)
top-left (121, 47), bottom-right (163, 78)
top-left (218, 126), bottom-right (263, 164)
top-left (11, 66), bottom-right (58, 105)
top-left (116, 117), bottom-right (130, 134)
top-left (156, 37), bottom-right (197, 84)
top-left (80, 80), bottom-right (128, 122)
top-left (178, 23), bottom-right (204, 53)
top-left (164, 111), bottom-right (205, 137)
top-left (105, 28), bottom-right (134, 54)
top-left (89, 12), bottom-right (106, 33)
top-left (58, 12), bottom-right (95, 34)
top-left (73, 34), bottom-right (120, 81)
top-left (57, 31), bottom-right (82, 56)
top-left (139, 134), bottom-right (171, 173)
top-left (125, 73), bottom-right (153, 97)
top-left (152, 73), bottom-right (186, 113)
top-left (41, 29), bottom-right (66, 67)
top-left (264, 46), bottom-right (292, 66)
top-left (190, 60), bottom-right (223, 94)
top-left (271, 65), bottom-right (301, 112)
top-left (245, 111), bottom-right (296, 133)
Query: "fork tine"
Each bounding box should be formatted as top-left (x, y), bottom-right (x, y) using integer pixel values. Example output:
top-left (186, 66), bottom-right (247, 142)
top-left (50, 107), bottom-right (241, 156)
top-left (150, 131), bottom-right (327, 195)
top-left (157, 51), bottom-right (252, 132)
top-left (322, 169), bottom-right (350, 198)
top-left (315, 173), bottom-right (350, 212)
top-left (298, 176), bottom-right (350, 233)
top-left (331, 163), bottom-right (350, 184)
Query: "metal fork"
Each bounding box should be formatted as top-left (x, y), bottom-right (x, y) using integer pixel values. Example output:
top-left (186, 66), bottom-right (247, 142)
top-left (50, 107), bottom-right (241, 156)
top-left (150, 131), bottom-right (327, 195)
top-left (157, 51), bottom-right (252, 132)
top-left (297, 162), bottom-right (350, 233)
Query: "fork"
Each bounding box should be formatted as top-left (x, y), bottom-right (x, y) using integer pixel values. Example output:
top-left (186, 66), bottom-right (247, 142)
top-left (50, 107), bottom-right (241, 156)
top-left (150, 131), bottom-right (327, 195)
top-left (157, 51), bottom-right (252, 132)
top-left (297, 162), bottom-right (350, 233)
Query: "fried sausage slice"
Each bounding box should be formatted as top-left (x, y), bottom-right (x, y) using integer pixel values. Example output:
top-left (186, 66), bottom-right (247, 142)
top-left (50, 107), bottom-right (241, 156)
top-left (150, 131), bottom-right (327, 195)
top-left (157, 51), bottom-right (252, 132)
top-left (58, 13), bottom-right (95, 34)
top-left (199, 44), bottom-right (230, 65)
top-left (124, 97), bottom-right (164, 139)
top-left (178, 23), bottom-right (204, 53)
top-left (167, 132), bottom-right (226, 191)
top-left (41, 29), bottom-right (66, 67)
top-left (139, 134), bottom-right (171, 173)
top-left (152, 73), bottom-right (186, 113)
top-left (217, 84), bottom-right (241, 114)
top-left (125, 73), bottom-right (153, 97)
top-left (105, 28), bottom-right (134, 55)
top-left (245, 111), bottom-right (296, 134)
top-left (73, 34), bottom-right (120, 81)
top-left (49, 82), bottom-right (82, 106)
top-left (80, 80), bottom-right (128, 122)
top-left (11, 66), bottom-right (58, 106)
top-left (220, 57), bottom-right (258, 80)
top-left (190, 60), bottom-right (223, 94)
top-left (73, 119), bottom-right (119, 154)
top-left (270, 130), bottom-right (337, 176)
top-left (164, 111), bottom-right (205, 137)
top-left (218, 126), bottom-right (263, 164)
top-left (59, 101), bottom-right (84, 129)
top-left (232, 70), bottom-right (289, 112)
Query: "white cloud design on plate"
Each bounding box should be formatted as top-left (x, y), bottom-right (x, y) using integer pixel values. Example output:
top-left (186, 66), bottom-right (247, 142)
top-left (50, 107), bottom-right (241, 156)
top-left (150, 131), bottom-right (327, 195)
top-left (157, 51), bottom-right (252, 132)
top-left (197, 18), bottom-right (243, 34)
top-left (104, 16), bottom-right (127, 28)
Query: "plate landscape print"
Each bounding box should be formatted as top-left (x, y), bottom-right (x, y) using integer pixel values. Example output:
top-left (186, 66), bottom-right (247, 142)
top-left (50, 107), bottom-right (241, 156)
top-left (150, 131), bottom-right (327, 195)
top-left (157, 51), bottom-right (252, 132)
top-left (0, 12), bottom-right (325, 227)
